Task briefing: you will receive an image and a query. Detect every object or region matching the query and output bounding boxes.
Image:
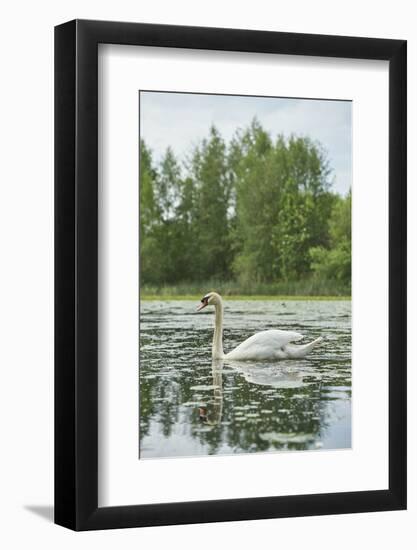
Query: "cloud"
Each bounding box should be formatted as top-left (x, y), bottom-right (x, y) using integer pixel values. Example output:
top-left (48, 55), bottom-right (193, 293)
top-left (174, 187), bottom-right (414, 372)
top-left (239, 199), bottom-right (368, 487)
top-left (140, 92), bottom-right (351, 195)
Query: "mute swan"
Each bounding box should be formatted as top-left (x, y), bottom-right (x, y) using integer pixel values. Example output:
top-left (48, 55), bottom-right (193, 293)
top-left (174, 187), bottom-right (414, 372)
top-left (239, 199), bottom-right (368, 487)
top-left (196, 292), bottom-right (323, 361)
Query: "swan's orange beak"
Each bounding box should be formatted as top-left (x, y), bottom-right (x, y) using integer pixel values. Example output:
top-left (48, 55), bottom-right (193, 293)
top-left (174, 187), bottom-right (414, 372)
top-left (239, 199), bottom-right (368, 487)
top-left (196, 297), bottom-right (209, 312)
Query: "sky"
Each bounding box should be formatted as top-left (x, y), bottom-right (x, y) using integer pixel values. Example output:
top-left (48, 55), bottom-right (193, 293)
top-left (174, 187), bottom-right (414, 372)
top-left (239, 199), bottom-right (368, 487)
top-left (140, 91), bottom-right (352, 196)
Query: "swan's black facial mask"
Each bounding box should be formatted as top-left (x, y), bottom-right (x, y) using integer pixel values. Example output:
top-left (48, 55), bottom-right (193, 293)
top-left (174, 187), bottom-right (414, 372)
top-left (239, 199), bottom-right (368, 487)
top-left (196, 296), bottom-right (209, 312)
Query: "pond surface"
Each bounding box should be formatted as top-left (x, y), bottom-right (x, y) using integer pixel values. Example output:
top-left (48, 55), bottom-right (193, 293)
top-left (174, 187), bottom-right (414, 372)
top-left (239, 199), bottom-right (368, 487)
top-left (139, 300), bottom-right (351, 459)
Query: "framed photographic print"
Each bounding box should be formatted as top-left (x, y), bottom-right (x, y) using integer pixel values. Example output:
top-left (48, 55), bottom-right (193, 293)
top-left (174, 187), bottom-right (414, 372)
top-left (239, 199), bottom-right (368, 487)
top-left (55, 20), bottom-right (406, 530)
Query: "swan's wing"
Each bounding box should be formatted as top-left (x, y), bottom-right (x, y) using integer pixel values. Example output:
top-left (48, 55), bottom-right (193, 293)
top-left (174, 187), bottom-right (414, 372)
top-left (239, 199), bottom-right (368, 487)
top-left (225, 329), bottom-right (303, 360)
top-left (238, 329), bottom-right (303, 348)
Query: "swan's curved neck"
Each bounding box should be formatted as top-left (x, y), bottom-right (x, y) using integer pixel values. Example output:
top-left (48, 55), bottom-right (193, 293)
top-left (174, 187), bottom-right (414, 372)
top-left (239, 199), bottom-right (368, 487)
top-left (212, 300), bottom-right (224, 359)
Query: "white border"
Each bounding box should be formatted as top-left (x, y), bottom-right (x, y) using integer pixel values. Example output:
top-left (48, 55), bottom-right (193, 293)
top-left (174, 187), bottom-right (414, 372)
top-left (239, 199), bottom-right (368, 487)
top-left (98, 44), bottom-right (389, 506)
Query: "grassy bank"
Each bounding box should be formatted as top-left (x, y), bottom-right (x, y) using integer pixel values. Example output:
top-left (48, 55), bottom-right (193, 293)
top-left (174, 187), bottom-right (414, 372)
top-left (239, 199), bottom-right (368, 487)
top-left (142, 294), bottom-right (350, 301)
top-left (141, 279), bottom-right (351, 301)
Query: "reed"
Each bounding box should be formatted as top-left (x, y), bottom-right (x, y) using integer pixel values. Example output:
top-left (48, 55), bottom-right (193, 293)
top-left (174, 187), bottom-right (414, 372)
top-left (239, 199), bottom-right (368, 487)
top-left (141, 278), bottom-right (351, 300)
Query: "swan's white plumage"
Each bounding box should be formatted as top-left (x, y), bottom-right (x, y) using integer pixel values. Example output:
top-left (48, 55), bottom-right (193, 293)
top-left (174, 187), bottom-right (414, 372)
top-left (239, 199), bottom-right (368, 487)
top-left (225, 329), bottom-right (304, 360)
top-left (197, 292), bottom-right (323, 361)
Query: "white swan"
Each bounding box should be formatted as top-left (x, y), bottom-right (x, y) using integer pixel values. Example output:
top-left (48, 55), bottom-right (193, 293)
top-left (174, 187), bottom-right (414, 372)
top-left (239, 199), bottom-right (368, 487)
top-left (196, 292), bottom-right (323, 361)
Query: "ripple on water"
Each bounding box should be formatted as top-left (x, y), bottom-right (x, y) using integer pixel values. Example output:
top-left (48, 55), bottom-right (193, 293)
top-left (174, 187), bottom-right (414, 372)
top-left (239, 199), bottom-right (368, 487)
top-left (259, 432), bottom-right (316, 444)
top-left (139, 300), bottom-right (351, 459)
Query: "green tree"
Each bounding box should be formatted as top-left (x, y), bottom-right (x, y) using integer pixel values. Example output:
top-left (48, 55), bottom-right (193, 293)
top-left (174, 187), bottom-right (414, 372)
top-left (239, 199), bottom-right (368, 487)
top-left (271, 138), bottom-right (335, 279)
top-left (155, 147), bottom-right (182, 220)
top-left (231, 124), bottom-right (333, 282)
top-left (230, 120), bottom-right (277, 282)
top-left (309, 191), bottom-right (351, 286)
top-left (139, 120), bottom-right (350, 294)
top-left (140, 140), bottom-right (161, 283)
top-left (139, 139), bottom-right (158, 234)
top-left (141, 145), bottom-right (196, 284)
top-left (187, 126), bottom-right (231, 281)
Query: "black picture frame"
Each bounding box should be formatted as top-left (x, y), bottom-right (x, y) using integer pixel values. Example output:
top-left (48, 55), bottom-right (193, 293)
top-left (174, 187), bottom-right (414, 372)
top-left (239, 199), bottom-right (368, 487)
top-left (55, 19), bottom-right (407, 531)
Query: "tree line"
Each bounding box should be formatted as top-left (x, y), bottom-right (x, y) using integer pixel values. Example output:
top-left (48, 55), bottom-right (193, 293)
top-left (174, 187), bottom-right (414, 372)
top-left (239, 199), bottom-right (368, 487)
top-left (140, 119), bottom-right (351, 292)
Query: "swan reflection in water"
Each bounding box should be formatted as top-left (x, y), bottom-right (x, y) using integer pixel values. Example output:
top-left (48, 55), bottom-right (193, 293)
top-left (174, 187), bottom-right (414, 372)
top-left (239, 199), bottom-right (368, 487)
top-left (197, 358), bottom-right (318, 427)
top-left (198, 360), bottom-right (223, 426)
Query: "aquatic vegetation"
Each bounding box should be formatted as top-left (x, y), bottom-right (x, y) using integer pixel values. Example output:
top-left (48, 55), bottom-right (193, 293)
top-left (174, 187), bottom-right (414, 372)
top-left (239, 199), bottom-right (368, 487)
top-left (139, 299), bottom-right (351, 458)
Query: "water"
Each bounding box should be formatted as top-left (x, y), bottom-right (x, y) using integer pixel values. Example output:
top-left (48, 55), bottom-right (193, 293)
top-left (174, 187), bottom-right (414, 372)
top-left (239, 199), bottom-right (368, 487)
top-left (139, 300), bottom-right (351, 459)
